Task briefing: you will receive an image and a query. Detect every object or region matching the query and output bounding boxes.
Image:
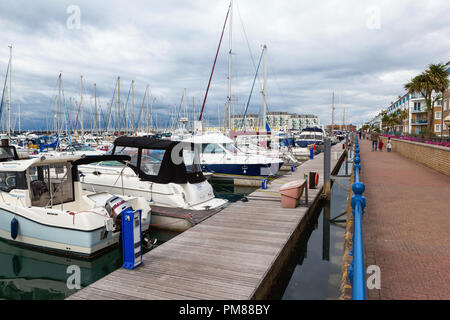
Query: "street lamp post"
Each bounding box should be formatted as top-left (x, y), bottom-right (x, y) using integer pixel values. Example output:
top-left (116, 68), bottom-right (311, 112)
top-left (444, 115), bottom-right (450, 143)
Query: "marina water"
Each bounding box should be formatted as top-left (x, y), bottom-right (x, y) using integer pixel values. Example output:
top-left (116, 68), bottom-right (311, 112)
top-left (0, 162), bottom-right (349, 300)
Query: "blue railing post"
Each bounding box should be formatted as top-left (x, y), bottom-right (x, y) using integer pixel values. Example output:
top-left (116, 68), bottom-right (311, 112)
top-left (349, 135), bottom-right (367, 300)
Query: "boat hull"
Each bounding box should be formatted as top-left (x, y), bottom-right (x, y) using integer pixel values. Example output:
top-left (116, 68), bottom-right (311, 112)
top-left (0, 207), bottom-right (150, 258)
top-left (201, 161), bottom-right (283, 177)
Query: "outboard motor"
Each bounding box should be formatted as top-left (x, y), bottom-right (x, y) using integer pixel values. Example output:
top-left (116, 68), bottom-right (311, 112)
top-left (105, 196), bottom-right (132, 231)
top-left (105, 196), bottom-right (157, 258)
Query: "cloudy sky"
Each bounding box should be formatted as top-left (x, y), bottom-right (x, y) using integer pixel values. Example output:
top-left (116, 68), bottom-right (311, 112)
top-left (0, 0), bottom-right (449, 131)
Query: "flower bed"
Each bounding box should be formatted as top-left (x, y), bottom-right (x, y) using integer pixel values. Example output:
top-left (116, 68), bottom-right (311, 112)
top-left (381, 134), bottom-right (450, 148)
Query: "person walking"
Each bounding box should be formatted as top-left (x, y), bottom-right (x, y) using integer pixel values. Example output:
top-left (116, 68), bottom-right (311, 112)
top-left (387, 137), bottom-right (392, 152)
top-left (378, 138), bottom-right (383, 151)
top-left (359, 130), bottom-right (362, 140)
top-left (370, 130), bottom-right (379, 152)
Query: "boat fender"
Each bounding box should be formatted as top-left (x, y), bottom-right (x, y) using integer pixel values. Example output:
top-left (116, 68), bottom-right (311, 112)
top-left (11, 218), bottom-right (19, 240)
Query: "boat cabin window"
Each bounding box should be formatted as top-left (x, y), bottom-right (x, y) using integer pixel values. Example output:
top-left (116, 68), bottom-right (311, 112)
top-left (140, 149), bottom-right (165, 176)
top-left (300, 134), bottom-right (317, 140)
top-left (28, 164), bottom-right (74, 207)
top-left (201, 143), bottom-right (226, 154)
top-left (113, 147), bottom-right (139, 166)
top-left (0, 171), bottom-right (27, 192)
top-left (183, 145), bottom-right (202, 173)
top-left (224, 143), bottom-right (240, 154)
top-left (0, 146), bottom-right (18, 162)
top-left (97, 160), bottom-right (123, 167)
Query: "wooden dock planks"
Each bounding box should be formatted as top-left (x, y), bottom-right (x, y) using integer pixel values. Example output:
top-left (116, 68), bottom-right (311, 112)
top-left (67, 143), bottom-right (346, 300)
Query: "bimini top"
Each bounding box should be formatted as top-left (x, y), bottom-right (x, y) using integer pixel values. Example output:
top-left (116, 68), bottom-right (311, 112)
top-left (301, 127), bottom-right (323, 133)
top-left (114, 136), bottom-right (178, 150)
top-left (111, 136), bottom-right (206, 184)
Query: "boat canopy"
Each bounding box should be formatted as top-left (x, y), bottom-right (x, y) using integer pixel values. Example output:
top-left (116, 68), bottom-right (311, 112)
top-left (0, 145), bottom-right (19, 162)
top-left (111, 136), bottom-right (206, 184)
top-left (301, 127), bottom-right (323, 133)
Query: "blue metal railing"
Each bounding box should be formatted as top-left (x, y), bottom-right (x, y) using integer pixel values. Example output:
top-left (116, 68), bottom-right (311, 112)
top-left (348, 136), bottom-right (366, 300)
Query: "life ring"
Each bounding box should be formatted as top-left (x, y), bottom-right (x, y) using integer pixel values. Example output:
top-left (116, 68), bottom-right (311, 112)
top-left (309, 172), bottom-right (319, 189)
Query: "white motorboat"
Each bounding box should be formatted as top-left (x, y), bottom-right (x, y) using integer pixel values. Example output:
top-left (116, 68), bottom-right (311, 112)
top-left (78, 136), bottom-right (228, 232)
top-left (0, 145), bottom-right (151, 258)
top-left (180, 132), bottom-right (284, 177)
top-left (295, 127), bottom-right (325, 151)
top-left (234, 134), bottom-right (298, 166)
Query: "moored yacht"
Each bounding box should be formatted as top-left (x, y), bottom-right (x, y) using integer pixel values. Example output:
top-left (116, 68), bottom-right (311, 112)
top-left (78, 136), bottom-right (228, 232)
top-left (181, 132), bottom-right (284, 177)
top-left (295, 127), bottom-right (325, 150)
top-left (0, 146), bottom-right (151, 258)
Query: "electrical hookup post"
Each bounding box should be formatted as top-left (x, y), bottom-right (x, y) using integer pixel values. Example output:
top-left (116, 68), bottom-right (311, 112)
top-left (122, 208), bottom-right (143, 269)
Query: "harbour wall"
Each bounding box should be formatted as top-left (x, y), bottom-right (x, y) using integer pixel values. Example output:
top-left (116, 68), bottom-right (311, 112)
top-left (380, 137), bottom-right (450, 176)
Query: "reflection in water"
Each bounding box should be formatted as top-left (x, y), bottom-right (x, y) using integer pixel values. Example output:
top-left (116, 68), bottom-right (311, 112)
top-left (322, 201), bottom-right (331, 262)
top-left (280, 160), bottom-right (350, 300)
top-left (0, 180), bottom-right (255, 300)
top-left (0, 240), bottom-right (122, 300)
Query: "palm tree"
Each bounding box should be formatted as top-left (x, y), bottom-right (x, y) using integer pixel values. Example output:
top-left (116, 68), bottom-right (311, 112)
top-left (381, 113), bottom-right (390, 133)
top-left (427, 63), bottom-right (449, 138)
top-left (398, 109), bottom-right (408, 134)
top-left (404, 72), bottom-right (436, 137)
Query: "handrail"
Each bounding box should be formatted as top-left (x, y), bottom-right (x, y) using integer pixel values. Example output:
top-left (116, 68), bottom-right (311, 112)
top-left (348, 135), bottom-right (366, 300)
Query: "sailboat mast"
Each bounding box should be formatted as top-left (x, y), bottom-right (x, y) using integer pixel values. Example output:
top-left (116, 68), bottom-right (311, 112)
top-left (131, 80), bottom-right (134, 133)
top-left (80, 75), bottom-right (84, 140)
top-left (94, 83), bottom-right (97, 133)
top-left (227, 0), bottom-right (233, 131)
top-left (331, 92), bottom-right (335, 133)
top-left (262, 44), bottom-right (267, 131)
top-left (146, 86), bottom-right (149, 133)
top-left (57, 74), bottom-right (61, 137)
top-left (7, 45), bottom-right (12, 139)
top-left (117, 76), bottom-right (120, 135)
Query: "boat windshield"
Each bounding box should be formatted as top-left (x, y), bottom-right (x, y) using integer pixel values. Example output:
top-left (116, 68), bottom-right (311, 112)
top-left (140, 149), bottom-right (165, 176)
top-left (113, 147), bottom-right (138, 166)
top-left (224, 143), bottom-right (241, 154)
top-left (0, 146), bottom-right (17, 162)
top-left (28, 164), bottom-right (74, 207)
top-left (202, 143), bottom-right (226, 154)
top-left (299, 134), bottom-right (320, 140)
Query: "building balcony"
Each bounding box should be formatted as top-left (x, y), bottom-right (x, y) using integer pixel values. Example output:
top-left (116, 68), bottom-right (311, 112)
top-left (410, 94), bottom-right (423, 100)
top-left (411, 109), bottom-right (427, 113)
top-left (411, 119), bottom-right (428, 125)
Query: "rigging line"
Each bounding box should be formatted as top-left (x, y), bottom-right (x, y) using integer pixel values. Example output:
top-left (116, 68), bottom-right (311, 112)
top-left (235, 0), bottom-right (262, 87)
top-left (105, 79), bottom-right (118, 131)
top-left (198, 5), bottom-right (230, 122)
top-left (123, 83), bottom-right (132, 128)
top-left (240, 46), bottom-right (264, 130)
top-left (0, 59), bottom-right (10, 123)
top-left (266, 52), bottom-right (289, 110)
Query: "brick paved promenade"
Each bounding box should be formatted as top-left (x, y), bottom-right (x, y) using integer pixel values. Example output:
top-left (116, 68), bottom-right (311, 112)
top-left (359, 138), bottom-right (450, 299)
